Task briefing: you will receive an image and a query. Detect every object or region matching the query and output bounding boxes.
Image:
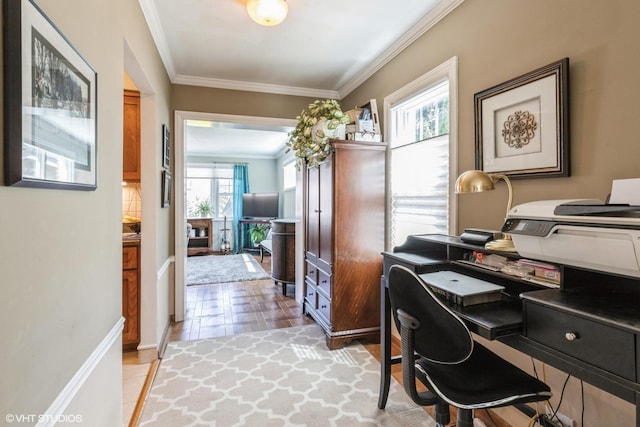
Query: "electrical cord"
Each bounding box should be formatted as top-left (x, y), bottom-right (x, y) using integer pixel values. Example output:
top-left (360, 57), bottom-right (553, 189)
top-left (527, 358), bottom-right (573, 427)
top-left (547, 373), bottom-right (572, 425)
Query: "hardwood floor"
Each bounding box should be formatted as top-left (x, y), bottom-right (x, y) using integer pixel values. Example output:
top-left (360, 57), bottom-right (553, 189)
top-left (169, 254), bottom-right (314, 343)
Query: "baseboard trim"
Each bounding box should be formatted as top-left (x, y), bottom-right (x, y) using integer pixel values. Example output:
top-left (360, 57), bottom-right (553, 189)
top-left (158, 318), bottom-right (172, 359)
top-left (36, 317), bottom-right (125, 427)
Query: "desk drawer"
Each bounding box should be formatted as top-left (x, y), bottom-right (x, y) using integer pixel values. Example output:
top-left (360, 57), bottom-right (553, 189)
top-left (525, 302), bottom-right (636, 381)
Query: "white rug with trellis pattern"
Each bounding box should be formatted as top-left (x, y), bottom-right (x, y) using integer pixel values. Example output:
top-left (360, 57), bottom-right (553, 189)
top-left (139, 324), bottom-right (435, 427)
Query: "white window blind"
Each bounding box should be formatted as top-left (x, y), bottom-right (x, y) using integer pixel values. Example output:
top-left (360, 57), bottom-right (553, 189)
top-left (390, 134), bottom-right (449, 247)
top-left (386, 57), bottom-right (457, 248)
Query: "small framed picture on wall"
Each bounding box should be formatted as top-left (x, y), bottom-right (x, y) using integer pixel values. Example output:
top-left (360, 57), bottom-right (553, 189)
top-left (162, 170), bottom-right (172, 208)
top-left (162, 124), bottom-right (170, 169)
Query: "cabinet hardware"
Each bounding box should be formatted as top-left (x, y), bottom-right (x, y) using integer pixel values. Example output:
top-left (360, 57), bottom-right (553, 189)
top-left (564, 332), bottom-right (579, 341)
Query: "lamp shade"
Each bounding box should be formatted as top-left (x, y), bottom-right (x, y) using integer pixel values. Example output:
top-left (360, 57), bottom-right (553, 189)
top-left (454, 169), bottom-right (496, 194)
top-left (246, 0), bottom-right (288, 26)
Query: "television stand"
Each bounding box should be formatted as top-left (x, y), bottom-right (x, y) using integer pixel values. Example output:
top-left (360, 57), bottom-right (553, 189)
top-left (238, 218), bottom-right (273, 252)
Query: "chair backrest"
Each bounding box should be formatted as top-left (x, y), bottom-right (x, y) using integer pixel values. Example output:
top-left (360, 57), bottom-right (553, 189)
top-left (388, 265), bottom-right (473, 364)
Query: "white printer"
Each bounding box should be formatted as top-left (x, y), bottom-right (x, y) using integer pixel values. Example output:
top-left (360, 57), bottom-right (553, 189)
top-left (502, 199), bottom-right (640, 278)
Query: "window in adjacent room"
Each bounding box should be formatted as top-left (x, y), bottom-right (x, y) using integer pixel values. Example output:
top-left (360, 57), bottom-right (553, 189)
top-left (186, 164), bottom-right (233, 218)
top-left (283, 160), bottom-right (296, 190)
top-left (385, 57), bottom-right (458, 248)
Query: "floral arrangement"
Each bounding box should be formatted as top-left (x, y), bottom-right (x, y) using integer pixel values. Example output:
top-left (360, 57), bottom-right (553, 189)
top-left (286, 99), bottom-right (351, 168)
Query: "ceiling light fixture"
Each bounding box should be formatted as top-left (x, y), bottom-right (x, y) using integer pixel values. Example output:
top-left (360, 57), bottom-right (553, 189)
top-left (246, 0), bottom-right (288, 27)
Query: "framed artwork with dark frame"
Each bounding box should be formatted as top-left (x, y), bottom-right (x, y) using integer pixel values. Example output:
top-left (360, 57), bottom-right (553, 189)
top-left (3, 0), bottom-right (98, 190)
top-left (162, 124), bottom-right (170, 169)
top-left (474, 58), bottom-right (569, 179)
top-left (161, 170), bottom-right (172, 208)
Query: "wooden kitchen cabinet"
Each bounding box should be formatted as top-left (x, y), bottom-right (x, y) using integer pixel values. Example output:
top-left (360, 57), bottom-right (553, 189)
top-left (123, 90), bottom-right (141, 181)
top-left (304, 140), bottom-right (386, 349)
top-left (122, 243), bottom-right (140, 350)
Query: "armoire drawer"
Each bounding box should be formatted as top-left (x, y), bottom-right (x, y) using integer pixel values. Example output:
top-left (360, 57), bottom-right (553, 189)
top-left (305, 280), bottom-right (318, 309)
top-left (317, 293), bottom-right (331, 324)
top-left (525, 302), bottom-right (636, 381)
top-left (318, 269), bottom-right (331, 297)
top-left (305, 260), bottom-right (318, 285)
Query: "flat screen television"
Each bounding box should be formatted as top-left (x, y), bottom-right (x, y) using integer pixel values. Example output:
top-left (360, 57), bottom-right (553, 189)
top-left (242, 192), bottom-right (279, 219)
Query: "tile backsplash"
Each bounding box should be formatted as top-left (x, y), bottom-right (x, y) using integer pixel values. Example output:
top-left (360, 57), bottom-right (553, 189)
top-left (122, 182), bottom-right (141, 219)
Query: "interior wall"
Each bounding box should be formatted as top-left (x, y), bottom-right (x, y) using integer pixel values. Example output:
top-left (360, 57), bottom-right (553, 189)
top-left (122, 1), bottom-right (173, 355)
top-left (0, 0), bottom-right (124, 423)
top-left (344, 0), bottom-right (640, 234)
top-left (342, 0), bottom-right (639, 425)
top-left (171, 85), bottom-right (317, 120)
top-left (0, 0), bottom-right (171, 424)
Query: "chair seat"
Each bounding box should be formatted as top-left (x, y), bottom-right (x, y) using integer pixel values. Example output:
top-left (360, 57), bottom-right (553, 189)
top-left (417, 341), bottom-right (551, 410)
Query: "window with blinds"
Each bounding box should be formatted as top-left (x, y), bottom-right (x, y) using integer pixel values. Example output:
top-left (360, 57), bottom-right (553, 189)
top-left (386, 58), bottom-right (458, 248)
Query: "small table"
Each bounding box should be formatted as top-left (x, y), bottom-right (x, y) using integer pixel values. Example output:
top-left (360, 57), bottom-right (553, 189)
top-left (187, 218), bottom-right (213, 256)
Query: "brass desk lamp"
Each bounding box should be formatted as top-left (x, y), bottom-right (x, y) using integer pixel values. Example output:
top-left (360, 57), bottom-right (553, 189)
top-left (455, 169), bottom-right (517, 252)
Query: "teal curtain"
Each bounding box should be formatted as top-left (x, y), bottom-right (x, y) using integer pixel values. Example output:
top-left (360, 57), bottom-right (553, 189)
top-left (232, 164), bottom-right (249, 253)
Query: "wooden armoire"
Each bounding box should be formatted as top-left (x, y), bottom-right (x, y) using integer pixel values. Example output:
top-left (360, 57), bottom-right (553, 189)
top-left (304, 140), bottom-right (386, 349)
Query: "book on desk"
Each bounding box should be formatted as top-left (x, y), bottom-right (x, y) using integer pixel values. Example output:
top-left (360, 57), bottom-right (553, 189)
top-left (419, 271), bottom-right (505, 307)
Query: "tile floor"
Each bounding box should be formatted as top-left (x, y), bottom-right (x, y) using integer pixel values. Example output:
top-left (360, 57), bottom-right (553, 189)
top-left (122, 351), bottom-right (151, 427)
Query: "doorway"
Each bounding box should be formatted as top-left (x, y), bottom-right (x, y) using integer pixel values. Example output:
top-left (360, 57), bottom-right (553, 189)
top-left (173, 111), bottom-right (298, 322)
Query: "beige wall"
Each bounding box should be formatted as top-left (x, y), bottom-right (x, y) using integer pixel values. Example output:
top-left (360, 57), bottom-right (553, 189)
top-left (0, 0), bottom-right (171, 424)
top-left (344, 0), bottom-right (640, 233)
top-left (171, 85), bottom-right (316, 121)
top-left (343, 0), bottom-right (639, 425)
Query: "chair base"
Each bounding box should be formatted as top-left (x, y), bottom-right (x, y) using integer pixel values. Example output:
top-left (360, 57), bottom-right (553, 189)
top-left (457, 408), bottom-right (474, 427)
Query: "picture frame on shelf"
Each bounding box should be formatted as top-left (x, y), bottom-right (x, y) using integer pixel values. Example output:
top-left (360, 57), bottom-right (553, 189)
top-left (3, 0), bottom-right (98, 190)
top-left (162, 124), bottom-right (170, 169)
top-left (474, 58), bottom-right (569, 179)
top-left (161, 170), bottom-right (172, 208)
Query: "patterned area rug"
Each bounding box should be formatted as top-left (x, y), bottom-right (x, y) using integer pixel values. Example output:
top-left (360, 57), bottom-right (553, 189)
top-left (186, 254), bottom-right (270, 286)
top-left (139, 324), bottom-right (435, 427)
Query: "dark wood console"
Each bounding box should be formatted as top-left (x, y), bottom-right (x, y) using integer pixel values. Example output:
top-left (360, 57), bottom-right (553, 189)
top-left (378, 234), bottom-right (640, 426)
top-left (270, 219), bottom-right (296, 296)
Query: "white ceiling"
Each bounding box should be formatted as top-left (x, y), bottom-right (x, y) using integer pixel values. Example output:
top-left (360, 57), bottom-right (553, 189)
top-left (139, 0), bottom-right (463, 158)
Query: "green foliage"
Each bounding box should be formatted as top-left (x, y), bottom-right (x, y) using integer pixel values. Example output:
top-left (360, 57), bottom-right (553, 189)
top-left (286, 99), bottom-right (351, 169)
top-left (194, 199), bottom-right (212, 217)
top-left (249, 224), bottom-right (270, 243)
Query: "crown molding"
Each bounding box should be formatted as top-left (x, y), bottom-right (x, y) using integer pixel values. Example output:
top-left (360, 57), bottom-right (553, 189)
top-left (141, 0), bottom-right (464, 99)
top-left (138, 0), bottom-right (176, 80)
top-left (338, 0), bottom-right (465, 98)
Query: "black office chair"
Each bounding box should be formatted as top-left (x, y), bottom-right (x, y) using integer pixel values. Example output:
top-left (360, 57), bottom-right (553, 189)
top-left (388, 265), bottom-right (552, 427)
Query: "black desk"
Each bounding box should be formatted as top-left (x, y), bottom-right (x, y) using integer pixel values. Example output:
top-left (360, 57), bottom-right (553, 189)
top-left (378, 234), bottom-right (640, 426)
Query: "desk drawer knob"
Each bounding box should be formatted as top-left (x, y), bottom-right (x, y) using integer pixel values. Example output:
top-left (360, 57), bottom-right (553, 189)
top-left (565, 332), bottom-right (579, 341)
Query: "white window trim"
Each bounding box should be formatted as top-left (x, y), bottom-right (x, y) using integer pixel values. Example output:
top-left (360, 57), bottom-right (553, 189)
top-left (383, 56), bottom-right (459, 249)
